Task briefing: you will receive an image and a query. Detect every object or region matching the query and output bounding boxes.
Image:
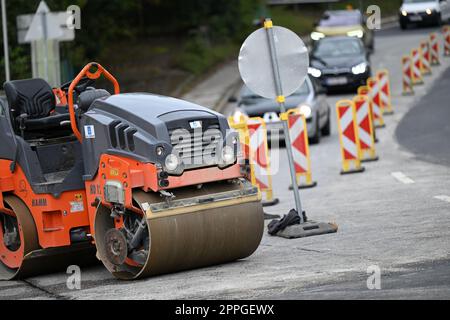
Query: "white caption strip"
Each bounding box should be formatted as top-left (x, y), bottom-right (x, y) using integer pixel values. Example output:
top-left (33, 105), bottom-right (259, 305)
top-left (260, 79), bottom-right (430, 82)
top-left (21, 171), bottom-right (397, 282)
top-left (391, 172), bottom-right (415, 184)
top-left (434, 195), bottom-right (450, 203)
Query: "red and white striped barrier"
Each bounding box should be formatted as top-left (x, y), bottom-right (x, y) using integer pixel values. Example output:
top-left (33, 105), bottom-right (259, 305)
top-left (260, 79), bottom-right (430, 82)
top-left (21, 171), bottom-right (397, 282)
top-left (430, 33), bottom-right (440, 66)
top-left (353, 95), bottom-right (378, 162)
top-left (336, 100), bottom-right (365, 175)
top-left (367, 77), bottom-right (385, 128)
top-left (444, 26), bottom-right (450, 56)
top-left (376, 70), bottom-right (394, 115)
top-left (247, 117), bottom-right (278, 206)
top-left (420, 41), bottom-right (432, 75)
top-left (228, 115), bottom-right (250, 164)
top-left (281, 110), bottom-right (316, 189)
top-left (357, 85), bottom-right (377, 143)
top-left (402, 56), bottom-right (415, 95)
top-left (411, 48), bottom-right (424, 85)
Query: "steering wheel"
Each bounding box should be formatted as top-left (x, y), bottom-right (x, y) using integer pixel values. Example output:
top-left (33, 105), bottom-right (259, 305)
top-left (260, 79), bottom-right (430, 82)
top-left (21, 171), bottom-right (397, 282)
top-left (68, 62), bottom-right (120, 141)
top-left (60, 77), bottom-right (96, 95)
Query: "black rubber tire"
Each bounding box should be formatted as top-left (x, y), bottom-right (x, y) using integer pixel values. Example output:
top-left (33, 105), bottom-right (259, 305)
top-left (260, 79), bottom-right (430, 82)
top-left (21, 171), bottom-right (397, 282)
top-left (400, 22), bottom-right (407, 30)
top-left (322, 111), bottom-right (331, 137)
top-left (310, 116), bottom-right (321, 144)
top-left (436, 14), bottom-right (443, 26)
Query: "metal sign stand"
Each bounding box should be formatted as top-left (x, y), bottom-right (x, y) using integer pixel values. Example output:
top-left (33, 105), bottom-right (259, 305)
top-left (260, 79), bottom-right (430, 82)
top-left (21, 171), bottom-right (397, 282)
top-left (264, 19), bottom-right (304, 222)
top-left (238, 19), bottom-right (338, 238)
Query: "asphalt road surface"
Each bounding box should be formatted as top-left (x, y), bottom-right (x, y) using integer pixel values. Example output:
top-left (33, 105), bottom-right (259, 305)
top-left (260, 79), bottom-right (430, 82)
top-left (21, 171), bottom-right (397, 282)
top-left (1, 24), bottom-right (450, 300)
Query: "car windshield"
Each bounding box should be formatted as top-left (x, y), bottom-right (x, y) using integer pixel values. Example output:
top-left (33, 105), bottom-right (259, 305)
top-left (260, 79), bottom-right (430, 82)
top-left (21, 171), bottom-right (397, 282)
top-left (314, 38), bottom-right (363, 57)
top-left (318, 11), bottom-right (362, 27)
top-left (241, 81), bottom-right (310, 99)
top-left (403, 0), bottom-right (436, 3)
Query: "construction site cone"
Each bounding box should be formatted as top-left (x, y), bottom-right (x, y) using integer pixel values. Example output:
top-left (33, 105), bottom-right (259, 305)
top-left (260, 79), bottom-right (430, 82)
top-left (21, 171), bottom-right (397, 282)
top-left (402, 55), bottom-right (415, 96)
top-left (376, 69), bottom-right (394, 115)
top-left (443, 26), bottom-right (450, 56)
top-left (353, 95), bottom-right (378, 162)
top-left (280, 109), bottom-right (317, 189)
top-left (336, 100), bottom-right (365, 175)
top-left (430, 33), bottom-right (441, 66)
top-left (367, 77), bottom-right (386, 128)
top-left (411, 48), bottom-right (424, 85)
top-left (246, 117), bottom-right (279, 207)
top-left (420, 41), bottom-right (432, 75)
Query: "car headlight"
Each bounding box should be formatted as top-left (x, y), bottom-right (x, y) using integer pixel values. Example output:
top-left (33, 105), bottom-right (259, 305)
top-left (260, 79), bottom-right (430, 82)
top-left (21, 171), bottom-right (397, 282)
top-left (221, 145), bottom-right (236, 165)
top-left (352, 62), bottom-right (367, 75)
top-left (298, 104), bottom-right (312, 119)
top-left (347, 30), bottom-right (364, 38)
top-left (308, 67), bottom-right (322, 78)
top-left (426, 8), bottom-right (433, 15)
top-left (165, 153), bottom-right (181, 172)
top-left (401, 10), bottom-right (408, 16)
top-left (232, 109), bottom-right (248, 123)
top-left (311, 31), bottom-right (325, 41)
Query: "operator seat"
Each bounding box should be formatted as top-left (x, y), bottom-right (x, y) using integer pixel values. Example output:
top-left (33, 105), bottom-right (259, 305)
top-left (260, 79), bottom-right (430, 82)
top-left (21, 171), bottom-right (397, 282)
top-left (3, 78), bottom-right (70, 136)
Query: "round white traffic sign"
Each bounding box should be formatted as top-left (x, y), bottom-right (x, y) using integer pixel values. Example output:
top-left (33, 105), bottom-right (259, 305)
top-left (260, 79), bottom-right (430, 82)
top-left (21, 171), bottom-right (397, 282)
top-left (238, 26), bottom-right (309, 99)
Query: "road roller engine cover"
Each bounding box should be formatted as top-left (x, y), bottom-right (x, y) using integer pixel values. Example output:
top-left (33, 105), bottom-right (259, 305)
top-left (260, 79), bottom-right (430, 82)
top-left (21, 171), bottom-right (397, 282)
top-left (0, 62), bottom-right (264, 280)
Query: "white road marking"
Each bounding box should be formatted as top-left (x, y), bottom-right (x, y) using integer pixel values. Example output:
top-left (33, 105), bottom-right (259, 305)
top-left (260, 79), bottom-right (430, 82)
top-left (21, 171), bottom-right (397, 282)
top-left (434, 195), bottom-right (450, 203)
top-left (391, 172), bottom-right (415, 184)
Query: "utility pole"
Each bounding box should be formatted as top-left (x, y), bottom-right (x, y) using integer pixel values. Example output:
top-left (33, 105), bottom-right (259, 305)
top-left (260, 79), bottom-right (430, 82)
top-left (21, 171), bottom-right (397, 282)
top-left (1, 0), bottom-right (10, 81)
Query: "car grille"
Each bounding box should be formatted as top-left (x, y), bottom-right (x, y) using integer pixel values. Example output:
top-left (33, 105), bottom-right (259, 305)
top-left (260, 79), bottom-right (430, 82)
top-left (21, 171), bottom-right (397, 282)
top-left (168, 123), bottom-right (223, 170)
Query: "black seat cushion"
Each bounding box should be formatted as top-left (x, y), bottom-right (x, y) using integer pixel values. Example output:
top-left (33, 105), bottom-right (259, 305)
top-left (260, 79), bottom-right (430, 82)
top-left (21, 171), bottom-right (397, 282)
top-left (3, 78), bottom-right (70, 132)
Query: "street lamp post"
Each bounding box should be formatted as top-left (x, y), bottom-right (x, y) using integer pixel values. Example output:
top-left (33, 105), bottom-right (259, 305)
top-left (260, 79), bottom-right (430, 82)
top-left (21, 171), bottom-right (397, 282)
top-left (1, 0), bottom-right (10, 81)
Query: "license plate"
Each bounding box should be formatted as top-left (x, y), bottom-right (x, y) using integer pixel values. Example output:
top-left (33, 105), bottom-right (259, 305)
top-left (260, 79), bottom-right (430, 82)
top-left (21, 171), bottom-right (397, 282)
top-left (326, 77), bottom-right (348, 86)
top-left (410, 15), bottom-right (422, 21)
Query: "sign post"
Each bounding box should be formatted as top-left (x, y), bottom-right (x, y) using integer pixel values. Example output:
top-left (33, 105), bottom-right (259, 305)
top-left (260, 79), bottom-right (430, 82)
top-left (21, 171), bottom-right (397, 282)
top-left (1, 0), bottom-right (10, 81)
top-left (238, 19), bottom-right (338, 238)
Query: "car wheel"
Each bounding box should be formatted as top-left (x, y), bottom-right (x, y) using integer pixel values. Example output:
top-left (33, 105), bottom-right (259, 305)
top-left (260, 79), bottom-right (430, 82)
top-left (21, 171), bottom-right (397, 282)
top-left (400, 22), bottom-right (407, 30)
top-left (436, 13), bottom-right (443, 26)
top-left (321, 111), bottom-right (331, 137)
top-left (310, 116), bottom-right (321, 144)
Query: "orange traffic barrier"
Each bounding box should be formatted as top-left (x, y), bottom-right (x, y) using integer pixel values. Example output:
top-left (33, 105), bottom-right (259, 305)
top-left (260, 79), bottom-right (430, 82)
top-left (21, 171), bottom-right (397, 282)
top-left (367, 77), bottom-right (385, 128)
top-left (228, 115), bottom-right (250, 162)
top-left (402, 56), bottom-right (415, 95)
top-left (280, 110), bottom-right (316, 189)
top-left (358, 85), bottom-right (377, 143)
top-left (336, 100), bottom-right (365, 175)
top-left (420, 41), bottom-right (432, 75)
top-left (430, 33), bottom-right (440, 66)
top-left (376, 70), bottom-right (394, 115)
top-left (353, 95), bottom-right (378, 162)
top-left (444, 26), bottom-right (450, 56)
top-left (411, 48), bottom-right (424, 85)
top-left (247, 118), bottom-right (279, 206)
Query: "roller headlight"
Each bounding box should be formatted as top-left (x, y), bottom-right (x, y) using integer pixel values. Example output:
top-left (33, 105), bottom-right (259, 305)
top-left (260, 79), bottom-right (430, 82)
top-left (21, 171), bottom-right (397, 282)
top-left (222, 145), bottom-right (236, 165)
top-left (165, 154), bottom-right (181, 172)
top-left (352, 62), bottom-right (367, 75)
top-left (347, 30), bottom-right (364, 38)
top-left (156, 146), bottom-right (165, 156)
top-left (298, 104), bottom-right (312, 119)
top-left (311, 31), bottom-right (325, 41)
top-left (308, 67), bottom-right (322, 78)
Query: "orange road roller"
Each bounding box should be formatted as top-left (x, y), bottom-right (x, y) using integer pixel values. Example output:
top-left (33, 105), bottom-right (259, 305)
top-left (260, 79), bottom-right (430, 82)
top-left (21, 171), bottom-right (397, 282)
top-left (0, 62), bottom-right (264, 280)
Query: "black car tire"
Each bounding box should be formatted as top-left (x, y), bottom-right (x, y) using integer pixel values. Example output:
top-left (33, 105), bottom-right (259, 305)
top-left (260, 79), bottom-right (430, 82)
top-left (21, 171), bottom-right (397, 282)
top-left (322, 111), bottom-right (331, 137)
top-left (400, 21), bottom-right (407, 30)
top-left (310, 115), bottom-right (321, 144)
top-left (436, 13), bottom-right (443, 26)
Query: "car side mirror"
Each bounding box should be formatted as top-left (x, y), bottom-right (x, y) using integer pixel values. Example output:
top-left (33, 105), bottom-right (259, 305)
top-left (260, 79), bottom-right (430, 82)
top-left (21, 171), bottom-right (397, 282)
top-left (228, 96), bottom-right (238, 103)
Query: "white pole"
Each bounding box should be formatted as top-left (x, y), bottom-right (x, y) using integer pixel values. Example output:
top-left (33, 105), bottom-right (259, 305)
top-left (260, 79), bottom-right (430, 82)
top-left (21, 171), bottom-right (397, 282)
top-left (1, 0), bottom-right (10, 81)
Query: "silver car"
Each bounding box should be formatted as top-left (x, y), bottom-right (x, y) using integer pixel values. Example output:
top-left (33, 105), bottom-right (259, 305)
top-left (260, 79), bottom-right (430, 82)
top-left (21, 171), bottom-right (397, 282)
top-left (233, 76), bottom-right (331, 144)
